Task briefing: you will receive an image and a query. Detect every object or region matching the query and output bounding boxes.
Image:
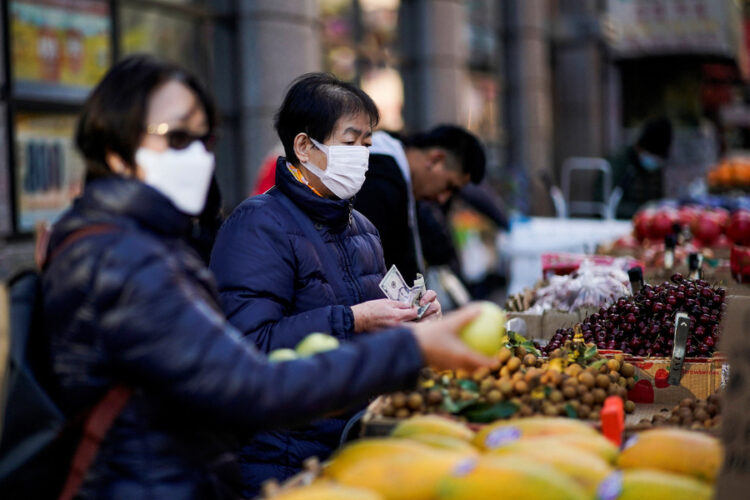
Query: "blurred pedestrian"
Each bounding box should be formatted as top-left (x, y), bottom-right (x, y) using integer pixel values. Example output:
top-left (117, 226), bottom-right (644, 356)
top-left (209, 73), bottom-right (442, 495)
top-left (354, 126), bottom-right (486, 282)
top-left (39, 56), bottom-right (492, 499)
top-left (609, 116), bottom-right (673, 219)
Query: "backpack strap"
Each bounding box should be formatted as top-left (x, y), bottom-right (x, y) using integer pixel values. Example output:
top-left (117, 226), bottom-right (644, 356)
top-left (57, 385), bottom-right (133, 500)
top-left (272, 190), bottom-right (353, 304)
top-left (43, 224), bottom-right (119, 270)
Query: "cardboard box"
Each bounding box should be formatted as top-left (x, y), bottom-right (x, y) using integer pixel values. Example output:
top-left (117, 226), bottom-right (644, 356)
top-left (626, 356), bottom-right (727, 405)
top-left (507, 309), bottom-right (583, 341)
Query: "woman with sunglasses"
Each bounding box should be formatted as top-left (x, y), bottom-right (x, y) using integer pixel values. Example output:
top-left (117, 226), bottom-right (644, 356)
top-left (40, 55), bottom-right (493, 499)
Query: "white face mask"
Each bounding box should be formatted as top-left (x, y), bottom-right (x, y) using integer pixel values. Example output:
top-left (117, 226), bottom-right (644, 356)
top-left (135, 141), bottom-right (215, 215)
top-left (302, 136), bottom-right (369, 200)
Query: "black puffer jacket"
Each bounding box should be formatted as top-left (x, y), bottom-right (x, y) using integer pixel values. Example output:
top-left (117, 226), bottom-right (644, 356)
top-left (42, 177), bottom-right (423, 499)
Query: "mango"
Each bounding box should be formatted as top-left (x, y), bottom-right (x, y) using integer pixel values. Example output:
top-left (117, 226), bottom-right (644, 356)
top-left (324, 439), bottom-right (435, 478)
top-left (403, 434), bottom-right (479, 454)
top-left (617, 428), bottom-right (723, 482)
top-left (330, 453), bottom-right (472, 500)
top-left (391, 415), bottom-right (475, 441)
top-left (489, 439), bottom-right (613, 496)
top-left (596, 470), bottom-right (713, 500)
top-left (272, 482), bottom-right (383, 500)
top-left (473, 417), bottom-right (599, 450)
top-left (505, 433), bottom-right (619, 464)
top-left (436, 456), bottom-right (588, 500)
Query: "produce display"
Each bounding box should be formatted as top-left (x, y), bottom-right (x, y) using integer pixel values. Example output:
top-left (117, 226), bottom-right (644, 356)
top-left (266, 415), bottom-right (721, 500)
top-left (505, 261), bottom-right (631, 314)
top-left (634, 393), bottom-right (722, 431)
top-left (377, 339), bottom-right (637, 422)
top-left (544, 275), bottom-right (726, 357)
top-left (707, 156), bottom-right (750, 191)
top-left (268, 332), bottom-right (340, 361)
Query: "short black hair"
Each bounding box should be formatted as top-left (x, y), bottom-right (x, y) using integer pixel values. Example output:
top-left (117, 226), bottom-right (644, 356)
top-left (274, 72), bottom-right (380, 165)
top-left (405, 125), bottom-right (486, 183)
top-left (76, 54), bottom-right (217, 181)
top-left (637, 116), bottom-right (672, 159)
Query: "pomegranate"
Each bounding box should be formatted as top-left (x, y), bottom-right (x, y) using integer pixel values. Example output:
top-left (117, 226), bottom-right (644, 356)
top-left (727, 209), bottom-right (750, 245)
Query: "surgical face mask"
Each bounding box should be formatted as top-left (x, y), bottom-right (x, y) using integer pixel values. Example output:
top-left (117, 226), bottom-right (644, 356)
top-left (302, 136), bottom-right (369, 200)
top-left (135, 141), bottom-right (215, 215)
top-left (639, 152), bottom-right (663, 172)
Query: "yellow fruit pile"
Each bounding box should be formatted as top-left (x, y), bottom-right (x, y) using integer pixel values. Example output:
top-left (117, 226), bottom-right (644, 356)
top-left (266, 415), bottom-right (721, 500)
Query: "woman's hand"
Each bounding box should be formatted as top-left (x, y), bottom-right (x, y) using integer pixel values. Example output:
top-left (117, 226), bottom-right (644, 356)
top-left (410, 304), bottom-right (499, 372)
top-left (416, 290), bottom-right (441, 322)
top-left (351, 299), bottom-right (419, 332)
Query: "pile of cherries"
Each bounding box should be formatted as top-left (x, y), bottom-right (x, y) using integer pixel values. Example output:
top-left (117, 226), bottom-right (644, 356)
top-left (543, 274), bottom-right (726, 357)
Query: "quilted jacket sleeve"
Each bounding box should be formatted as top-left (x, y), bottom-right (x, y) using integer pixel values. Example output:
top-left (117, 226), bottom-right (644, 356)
top-left (209, 201), bottom-right (354, 352)
top-left (99, 238), bottom-right (423, 430)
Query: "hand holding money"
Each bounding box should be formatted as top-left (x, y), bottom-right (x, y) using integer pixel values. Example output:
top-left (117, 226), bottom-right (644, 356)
top-left (350, 299), bottom-right (418, 332)
top-left (379, 265), bottom-right (438, 320)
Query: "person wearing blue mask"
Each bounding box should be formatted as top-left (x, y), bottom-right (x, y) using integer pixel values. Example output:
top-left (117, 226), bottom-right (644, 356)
top-left (608, 116), bottom-right (673, 219)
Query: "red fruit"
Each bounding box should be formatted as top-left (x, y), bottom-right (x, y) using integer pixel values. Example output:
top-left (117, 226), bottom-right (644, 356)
top-left (654, 368), bottom-right (670, 388)
top-left (727, 210), bottom-right (750, 245)
top-left (628, 379), bottom-right (654, 404)
top-left (633, 210), bottom-right (653, 241)
top-left (614, 234), bottom-right (640, 249)
top-left (649, 210), bottom-right (677, 240)
top-left (677, 206), bottom-right (700, 228)
top-left (691, 211), bottom-right (724, 246)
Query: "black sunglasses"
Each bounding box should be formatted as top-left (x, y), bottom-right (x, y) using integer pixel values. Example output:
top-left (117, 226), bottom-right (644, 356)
top-left (146, 123), bottom-right (217, 151)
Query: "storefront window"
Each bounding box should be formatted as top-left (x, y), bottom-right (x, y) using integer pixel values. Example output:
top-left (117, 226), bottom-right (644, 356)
top-left (119, 5), bottom-right (211, 81)
top-left (10, 0), bottom-right (111, 102)
top-left (13, 113), bottom-right (85, 232)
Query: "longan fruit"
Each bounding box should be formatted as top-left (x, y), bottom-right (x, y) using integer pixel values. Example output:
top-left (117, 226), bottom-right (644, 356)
top-left (497, 347), bottom-right (513, 364)
top-left (427, 390), bottom-right (443, 405)
top-left (608, 371), bottom-right (620, 383)
top-left (407, 393), bottom-right (424, 410)
top-left (382, 405), bottom-right (395, 417)
top-left (607, 359), bottom-right (621, 372)
top-left (480, 378), bottom-right (495, 394)
top-left (512, 372), bottom-right (524, 383)
top-left (590, 410), bottom-right (600, 421)
top-left (620, 363), bottom-right (635, 377)
top-left (596, 374), bottom-right (611, 389)
top-left (576, 384), bottom-right (588, 397)
top-left (581, 392), bottom-right (595, 406)
top-left (391, 393), bottom-right (407, 409)
top-left (592, 388), bottom-right (607, 404)
top-left (577, 404), bottom-right (591, 419)
top-left (565, 364), bottom-right (583, 377)
top-left (515, 346), bottom-right (528, 358)
top-left (625, 400), bottom-right (635, 413)
top-left (460, 390), bottom-right (475, 401)
top-left (549, 390), bottom-right (564, 404)
top-left (523, 353), bottom-right (537, 367)
top-left (519, 405), bottom-right (534, 417)
top-left (507, 357), bottom-right (522, 372)
top-left (562, 385), bottom-right (577, 399)
top-left (497, 379), bottom-right (514, 396)
top-left (626, 377), bottom-right (635, 389)
top-left (395, 408), bottom-right (411, 419)
top-left (473, 366), bottom-right (491, 381)
top-left (499, 366), bottom-right (511, 378)
top-left (617, 377), bottom-right (628, 388)
top-left (543, 403), bottom-right (557, 416)
top-left (578, 371), bottom-right (595, 389)
top-left (514, 380), bottom-right (529, 394)
top-left (488, 390), bottom-right (503, 403)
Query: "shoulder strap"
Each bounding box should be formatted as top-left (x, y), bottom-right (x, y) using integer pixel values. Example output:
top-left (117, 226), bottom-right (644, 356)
top-left (272, 190), bottom-right (352, 303)
top-left (43, 224), bottom-right (119, 270)
top-left (57, 385), bottom-right (133, 500)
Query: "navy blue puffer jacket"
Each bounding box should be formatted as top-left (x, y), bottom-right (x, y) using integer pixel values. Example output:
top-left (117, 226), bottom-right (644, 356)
top-left (43, 177), bottom-right (423, 499)
top-left (209, 158), bottom-right (388, 493)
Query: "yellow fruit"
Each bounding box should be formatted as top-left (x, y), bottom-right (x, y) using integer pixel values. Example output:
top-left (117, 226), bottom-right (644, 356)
top-left (458, 301), bottom-right (506, 356)
top-left (526, 433), bottom-right (619, 464)
top-left (436, 456), bottom-right (588, 500)
top-left (489, 440), bottom-right (613, 496)
top-left (597, 469), bottom-right (714, 500)
top-left (391, 415), bottom-right (475, 441)
top-left (272, 483), bottom-right (383, 500)
top-left (473, 417), bottom-right (599, 450)
top-left (324, 439), bottom-right (434, 478)
top-left (617, 428), bottom-right (723, 482)
top-left (404, 434), bottom-right (479, 454)
top-left (331, 453), bottom-right (471, 500)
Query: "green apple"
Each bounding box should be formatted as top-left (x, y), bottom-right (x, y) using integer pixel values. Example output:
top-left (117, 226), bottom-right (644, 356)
top-left (268, 348), bottom-right (299, 362)
top-left (295, 332), bottom-right (340, 357)
top-left (459, 301), bottom-right (507, 356)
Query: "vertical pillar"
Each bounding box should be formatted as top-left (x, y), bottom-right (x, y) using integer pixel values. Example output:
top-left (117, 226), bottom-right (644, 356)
top-left (552, 0), bottom-right (607, 206)
top-left (399, 0), bottom-right (469, 131)
top-left (236, 0), bottom-right (321, 203)
top-left (0, 2), bottom-right (11, 235)
top-left (502, 0), bottom-right (554, 215)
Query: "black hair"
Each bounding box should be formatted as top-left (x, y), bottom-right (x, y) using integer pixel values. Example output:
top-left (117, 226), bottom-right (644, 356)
top-left (404, 125), bottom-right (486, 183)
top-left (636, 116), bottom-right (672, 159)
top-left (76, 54), bottom-right (217, 181)
top-left (274, 72), bottom-right (380, 165)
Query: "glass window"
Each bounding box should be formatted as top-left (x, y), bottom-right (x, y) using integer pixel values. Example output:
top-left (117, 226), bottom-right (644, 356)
top-left (119, 5), bottom-right (212, 80)
top-left (9, 0), bottom-right (111, 102)
top-left (14, 113), bottom-right (85, 232)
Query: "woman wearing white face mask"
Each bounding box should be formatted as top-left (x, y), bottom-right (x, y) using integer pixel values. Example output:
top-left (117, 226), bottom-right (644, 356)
top-left (36, 57), bottom-right (493, 500)
top-left (209, 73), bottom-right (442, 495)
